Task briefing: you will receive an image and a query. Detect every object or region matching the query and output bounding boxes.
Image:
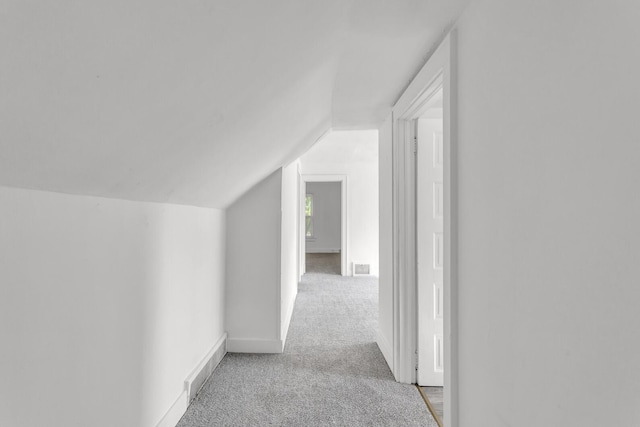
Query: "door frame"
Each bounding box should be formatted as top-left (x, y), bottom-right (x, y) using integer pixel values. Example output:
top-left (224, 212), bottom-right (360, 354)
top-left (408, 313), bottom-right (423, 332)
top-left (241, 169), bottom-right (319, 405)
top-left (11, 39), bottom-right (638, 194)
top-left (391, 33), bottom-right (458, 426)
top-left (300, 174), bottom-right (348, 276)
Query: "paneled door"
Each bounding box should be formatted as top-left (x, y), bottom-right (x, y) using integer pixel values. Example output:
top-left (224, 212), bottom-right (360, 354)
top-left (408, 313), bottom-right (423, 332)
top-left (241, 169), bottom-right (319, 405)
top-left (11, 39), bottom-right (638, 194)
top-left (417, 116), bottom-right (444, 386)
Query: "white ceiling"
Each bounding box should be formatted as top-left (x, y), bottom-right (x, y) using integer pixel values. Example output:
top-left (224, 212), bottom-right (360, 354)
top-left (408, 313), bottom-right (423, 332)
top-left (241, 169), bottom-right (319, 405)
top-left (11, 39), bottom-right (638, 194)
top-left (0, 0), bottom-right (470, 208)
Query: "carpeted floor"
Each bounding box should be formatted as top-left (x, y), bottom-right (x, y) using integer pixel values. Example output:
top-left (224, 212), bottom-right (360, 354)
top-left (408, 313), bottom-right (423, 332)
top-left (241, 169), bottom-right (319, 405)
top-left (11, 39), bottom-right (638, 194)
top-left (177, 273), bottom-right (437, 426)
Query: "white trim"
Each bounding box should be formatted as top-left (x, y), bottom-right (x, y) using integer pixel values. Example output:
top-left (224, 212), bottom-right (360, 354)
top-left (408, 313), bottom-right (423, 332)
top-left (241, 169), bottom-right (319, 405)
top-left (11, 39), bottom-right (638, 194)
top-left (391, 117), bottom-right (417, 384)
top-left (155, 390), bottom-right (188, 427)
top-left (280, 293), bottom-right (297, 349)
top-left (227, 338), bottom-right (284, 354)
top-left (299, 170), bottom-right (306, 280)
top-left (301, 174), bottom-right (348, 276)
top-left (377, 329), bottom-right (394, 369)
top-left (184, 333), bottom-right (228, 403)
top-left (276, 168), bottom-right (284, 343)
top-left (391, 33), bottom-right (458, 426)
top-left (155, 333), bottom-right (228, 427)
top-left (298, 163), bottom-right (306, 283)
top-left (297, 163), bottom-right (301, 282)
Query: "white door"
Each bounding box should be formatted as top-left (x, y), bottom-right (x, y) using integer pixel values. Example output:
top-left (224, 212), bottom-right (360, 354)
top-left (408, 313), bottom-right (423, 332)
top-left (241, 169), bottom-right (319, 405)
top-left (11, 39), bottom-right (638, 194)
top-left (417, 115), bottom-right (444, 386)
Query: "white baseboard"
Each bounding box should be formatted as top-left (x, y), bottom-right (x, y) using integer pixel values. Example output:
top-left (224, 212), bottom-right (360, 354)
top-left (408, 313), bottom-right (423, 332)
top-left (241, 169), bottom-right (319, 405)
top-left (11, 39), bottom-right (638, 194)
top-left (280, 292), bottom-right (297, 347)
top-left (155, 333), bottom-right (227, 427)
top-left (156, 390), bottom-right (188, 427)
top-left (377, 330), bottom-right (393, 371)
top-left (184, 333), bottom-right (227, 403)
top-left (227, 338), bottom-right (284, 353)
top-left (305, 248), bottom-right (340, 253)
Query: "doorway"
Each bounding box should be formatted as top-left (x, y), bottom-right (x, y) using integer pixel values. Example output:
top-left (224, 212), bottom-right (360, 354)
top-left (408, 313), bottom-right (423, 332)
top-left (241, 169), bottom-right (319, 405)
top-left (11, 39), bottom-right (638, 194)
top-left (388, 34), bottom-right (456, 426)
top-left (304, 181), bottom-right (342, 275)
top-left (299, 174), bottom-right (348, 277)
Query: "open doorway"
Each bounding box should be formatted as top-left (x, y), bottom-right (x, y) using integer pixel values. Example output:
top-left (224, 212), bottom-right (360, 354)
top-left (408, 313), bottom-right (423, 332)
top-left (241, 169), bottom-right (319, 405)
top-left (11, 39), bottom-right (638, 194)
top-left (386, 34), bottom-right (456, 426)
top-left (300, 174), bottom-right (347, 277)
top-left (304, 181), bottom-right (342, 275)
top-left (297, 129), bottom-right (379, 280)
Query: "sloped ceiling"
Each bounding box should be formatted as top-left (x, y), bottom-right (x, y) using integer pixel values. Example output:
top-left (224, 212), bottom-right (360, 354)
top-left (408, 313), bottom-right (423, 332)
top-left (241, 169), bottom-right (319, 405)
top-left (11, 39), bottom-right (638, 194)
top-left (0, 0), bottom-right (470, 208)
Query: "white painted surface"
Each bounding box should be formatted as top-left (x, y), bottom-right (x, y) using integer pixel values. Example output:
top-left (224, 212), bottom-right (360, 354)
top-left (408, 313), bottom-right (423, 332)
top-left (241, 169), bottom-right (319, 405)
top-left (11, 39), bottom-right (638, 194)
top-left (226, 338), bottom-right (284, 354)
top-left (184, 333), bottom-right (227, 404)
top-left (305, 182), bottom-right (341, 253)
top-left (226, 170), bottom-right (282, 349)
top-left (300, 130), bottom-right (379, 276)
top-left (0, 186), bottom-right (226, 427)
top-left (389, 36), bottom-right (456, 423)
top-left (226, 164), bottom-right (299, 353)
top-left (451, 1), bottom-right (640, 425)
top-left (417, 116), bottom-right (444, 387)
top-left (155, 391), bottom-right (188, 427)
top-left (378, 114), bottom-right (394, 369)
top-left (0, 0), bottom-right (470, 209)
top-left (280, 161), bottom-right (300, 344)
top-left (299, 167), bottom-right (307, 279)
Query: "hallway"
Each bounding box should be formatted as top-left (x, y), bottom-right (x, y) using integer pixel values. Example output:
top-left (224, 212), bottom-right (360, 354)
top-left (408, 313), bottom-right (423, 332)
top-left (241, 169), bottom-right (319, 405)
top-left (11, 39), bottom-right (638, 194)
top-left (177, 273), bottom-right (436, 426)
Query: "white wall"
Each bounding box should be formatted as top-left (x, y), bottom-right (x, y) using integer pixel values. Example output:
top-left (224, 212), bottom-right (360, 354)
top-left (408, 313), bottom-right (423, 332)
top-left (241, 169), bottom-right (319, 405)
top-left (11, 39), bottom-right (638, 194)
top-left (226, 165), bottom-right (299, 353)
top-left (300, 130), bottom-right (379, 276)
top-left (451, 1), bottom-right (640, 425)
top-left (305, 182), bottom-right (341, 253)
top-left (226, 169), bottom-right (282, 352)
top-left (377, 115), bottom-right (394, 368)
top-left (280, 161), bottom-right (300, 342)
top-left (0, 186), bottom-right (226, 427)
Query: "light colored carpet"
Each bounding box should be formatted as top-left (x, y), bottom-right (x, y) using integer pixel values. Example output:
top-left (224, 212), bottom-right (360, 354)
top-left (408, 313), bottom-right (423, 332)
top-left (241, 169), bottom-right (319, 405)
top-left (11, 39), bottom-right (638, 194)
top-left (177, 273), bottom-right (437, 426)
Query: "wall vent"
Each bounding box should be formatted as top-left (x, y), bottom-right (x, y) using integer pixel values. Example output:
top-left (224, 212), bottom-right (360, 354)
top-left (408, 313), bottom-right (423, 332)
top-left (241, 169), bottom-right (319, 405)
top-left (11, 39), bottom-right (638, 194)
top-left (353, 262), bottom-right (370, 276)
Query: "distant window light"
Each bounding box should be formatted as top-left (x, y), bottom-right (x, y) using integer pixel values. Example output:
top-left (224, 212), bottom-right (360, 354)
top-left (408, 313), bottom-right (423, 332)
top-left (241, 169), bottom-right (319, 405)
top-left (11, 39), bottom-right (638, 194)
top-left (305, 194), bottom-right (313, 237)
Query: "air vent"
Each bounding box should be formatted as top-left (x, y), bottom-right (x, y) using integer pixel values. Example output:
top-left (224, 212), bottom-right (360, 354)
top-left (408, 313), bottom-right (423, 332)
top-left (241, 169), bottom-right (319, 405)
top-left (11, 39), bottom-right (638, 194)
top-left (353, 262), bottom-right (370, 276)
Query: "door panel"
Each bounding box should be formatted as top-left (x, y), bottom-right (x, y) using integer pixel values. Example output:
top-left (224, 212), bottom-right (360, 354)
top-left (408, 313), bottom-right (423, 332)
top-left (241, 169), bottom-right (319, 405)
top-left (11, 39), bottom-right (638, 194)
top-left (417, 114), bottom-right (444, 386)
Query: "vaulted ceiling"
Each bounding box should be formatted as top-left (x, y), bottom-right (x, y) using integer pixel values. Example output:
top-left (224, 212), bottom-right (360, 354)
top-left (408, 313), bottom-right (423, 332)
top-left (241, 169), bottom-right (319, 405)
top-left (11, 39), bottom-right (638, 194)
top-left (0, 0), bottom-right (470, 208)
